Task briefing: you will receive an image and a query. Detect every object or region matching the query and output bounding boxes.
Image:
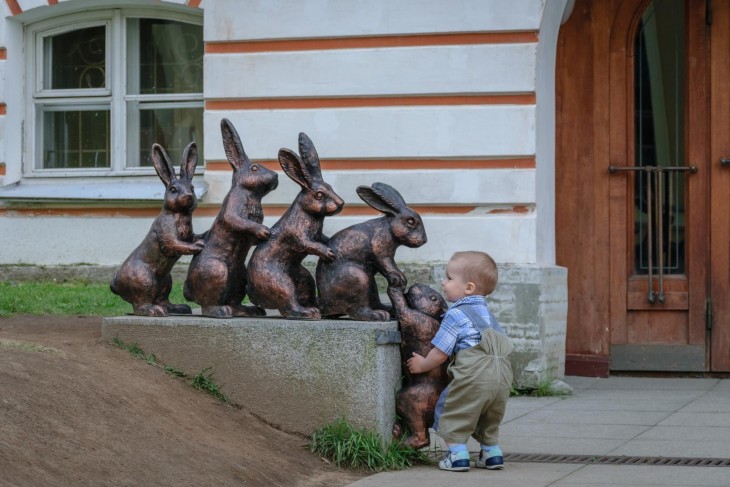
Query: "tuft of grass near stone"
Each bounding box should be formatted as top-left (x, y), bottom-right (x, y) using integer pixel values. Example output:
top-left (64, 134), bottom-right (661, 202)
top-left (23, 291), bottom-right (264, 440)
top-left (310, 418), bottom-right (429, 472)
top-left (111, 337), bottom-right (229, 403)
top-left (511, 379), bottom-right (571, 397)
top-left (189, 367), bottom-right (229, 403)
top-left (111, 336), bottom-right (155, 362)
top-left (165, 365), bottom-right (187, 378)
top-left (0, 280), bottom-right (194, 317)
top-left (0, 338), bottom-right (65, 356)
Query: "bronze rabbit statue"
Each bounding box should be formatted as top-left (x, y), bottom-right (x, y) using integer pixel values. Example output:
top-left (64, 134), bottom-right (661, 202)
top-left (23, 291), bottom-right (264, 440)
top-left (316, 182), bottom-right (426, 320)
top-left (388, 281), bottom-right (448, 449)
top-left (111, 142), bottom-right (204, 316)
top-left (184, 119), bottom-right (279, 318)
top-left (246, 132), bottom-right (344, 319)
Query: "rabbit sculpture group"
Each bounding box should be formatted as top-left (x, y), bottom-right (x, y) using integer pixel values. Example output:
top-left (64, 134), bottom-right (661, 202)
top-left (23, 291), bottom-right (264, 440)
top-left (112, 118), bottom-right (431, 321)
top-left (111, 118), bottom-right (449, 450)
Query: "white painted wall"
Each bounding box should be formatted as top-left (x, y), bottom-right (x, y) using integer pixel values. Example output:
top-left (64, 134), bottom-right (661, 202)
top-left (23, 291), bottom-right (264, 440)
top-left (0, 0), bottom-right (568, 269)
top-left (204, 44), bottom-right (537, 99)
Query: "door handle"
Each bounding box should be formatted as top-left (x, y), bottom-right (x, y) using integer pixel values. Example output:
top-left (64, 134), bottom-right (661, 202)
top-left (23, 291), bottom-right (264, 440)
top-left (721, 158), bottom-right (730, 167)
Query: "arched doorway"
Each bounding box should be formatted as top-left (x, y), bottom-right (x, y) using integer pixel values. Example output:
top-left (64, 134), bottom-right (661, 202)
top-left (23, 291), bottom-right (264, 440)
top-left (557, 0), bottom-right (730, 374)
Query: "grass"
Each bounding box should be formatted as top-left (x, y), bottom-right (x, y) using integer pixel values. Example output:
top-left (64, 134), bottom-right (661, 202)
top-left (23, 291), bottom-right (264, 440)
top-left (165, 365), bottom-right (188, 378)
top-left (112, 337), bottom-right (229, 403)
top-left (189, 367), bottom-right (229, 403)
top-left (0, 338), bottom-right (65, 356)
top-left (0, 280), bottom-right (194, 317)
top-left (310, 418), bottom-right (429, 471)
top-left (511, 379), bottom-right (568, 397)
top-left (111, 336), bottom-right (157, 364)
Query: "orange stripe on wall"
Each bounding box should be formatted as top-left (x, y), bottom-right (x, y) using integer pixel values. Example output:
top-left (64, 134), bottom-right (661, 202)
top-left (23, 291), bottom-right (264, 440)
top-left (0, 105), bottom-right (6, 115)
top-left (48, 0), bottom-right (58, 5)
top-left (0, 205), bottom-right (481, 218)
top-left (205, 158), bottom-right (536, 172)
top-left (0, 48), bottom-right (7, 60)
top-left (206, 94), bottom-right (535, 110)
top-left (5, 0), bottom-right (21, 15)
top-left (206, 31), bottom-right (539, 54)
top-left (0, 164), bottom-right (6, 176)
top-left (187, 0), bottom-right (202, 8)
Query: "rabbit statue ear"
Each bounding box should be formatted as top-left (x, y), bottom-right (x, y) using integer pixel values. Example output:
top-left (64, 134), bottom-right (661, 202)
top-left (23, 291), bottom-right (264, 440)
top-left (298, 132), bottom-right (322, 180)
top-left (179, 142), bottom-right (198, 181)
top-left (221, 118), bottom-right (249, 170)
top-left (151, 143), bottom-right (176, 187)
top-left (356, 182), bottom-right (405, 215)
top-left (278, 148), bottom-right (313, 189)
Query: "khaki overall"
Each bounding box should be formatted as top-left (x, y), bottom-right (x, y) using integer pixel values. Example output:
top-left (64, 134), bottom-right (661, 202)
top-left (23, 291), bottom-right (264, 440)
top-left (434, 305), bottom-right (514, 445)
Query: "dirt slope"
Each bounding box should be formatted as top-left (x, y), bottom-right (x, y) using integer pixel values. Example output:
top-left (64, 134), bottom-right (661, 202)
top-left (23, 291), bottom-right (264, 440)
top-left (0, 316), bottom-right (365, 487)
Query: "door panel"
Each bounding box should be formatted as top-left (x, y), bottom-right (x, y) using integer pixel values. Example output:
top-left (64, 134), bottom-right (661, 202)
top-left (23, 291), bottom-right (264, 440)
top-left (608, 0), bottom-right (708, 372)
top-left (710, 0), bottom-right (730, 371)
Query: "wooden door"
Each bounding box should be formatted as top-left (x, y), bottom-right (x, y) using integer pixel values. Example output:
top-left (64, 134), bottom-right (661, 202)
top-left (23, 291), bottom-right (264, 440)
top-left (710, 0), bottom-right (730, 371)
top-left (607, 0), bottom-right (709, 372)
top-left (557, 0), bottom-right (730, 373)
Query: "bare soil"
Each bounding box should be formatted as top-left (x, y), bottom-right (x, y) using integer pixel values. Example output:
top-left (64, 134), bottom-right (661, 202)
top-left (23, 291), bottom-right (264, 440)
top-left (0, 315), bottom-right (366, 487)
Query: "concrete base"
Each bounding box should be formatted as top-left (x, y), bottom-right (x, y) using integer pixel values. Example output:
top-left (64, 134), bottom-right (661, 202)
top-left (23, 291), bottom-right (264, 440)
top-left (101, 314), bottom-right (401, 442)
top-left (9, 262), bottom-right (569, 390)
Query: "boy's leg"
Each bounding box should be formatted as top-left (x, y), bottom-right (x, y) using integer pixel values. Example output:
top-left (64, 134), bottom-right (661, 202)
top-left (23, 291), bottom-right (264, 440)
top-left (474, 385), bottom-right (509, 470)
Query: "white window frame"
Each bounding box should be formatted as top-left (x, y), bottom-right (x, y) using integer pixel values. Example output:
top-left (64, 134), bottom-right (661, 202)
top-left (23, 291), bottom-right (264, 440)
top-left (23, 7), bottom-right (203, 178)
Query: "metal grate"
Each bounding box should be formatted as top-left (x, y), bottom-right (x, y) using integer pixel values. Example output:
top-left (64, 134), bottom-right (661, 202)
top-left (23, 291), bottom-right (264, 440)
top-left (504, 453), bottom-right (730, 467)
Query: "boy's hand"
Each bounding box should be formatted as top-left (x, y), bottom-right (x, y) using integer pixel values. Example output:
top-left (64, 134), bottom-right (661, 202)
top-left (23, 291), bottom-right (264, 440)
top-left (407, 352), bottom-right (427, 374)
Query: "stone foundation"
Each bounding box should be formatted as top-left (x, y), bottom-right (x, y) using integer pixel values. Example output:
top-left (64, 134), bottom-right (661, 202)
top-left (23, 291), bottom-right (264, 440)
top-left (101, 315), bottom-right (401, 441)
top-left (7, 261), bottom-right (568, 389)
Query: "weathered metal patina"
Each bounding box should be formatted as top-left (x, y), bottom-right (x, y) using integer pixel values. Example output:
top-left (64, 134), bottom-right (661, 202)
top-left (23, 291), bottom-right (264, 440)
top-left (316, 182), bottom-right (427, 320)
top-left (246, 132), bottom-right (344, 319)
top-left (388, 282), bottom-right (448, 449)
top-left (183, 119), bottom-right (279, 318)
top-left (110, 142), bottom-right (204, 316)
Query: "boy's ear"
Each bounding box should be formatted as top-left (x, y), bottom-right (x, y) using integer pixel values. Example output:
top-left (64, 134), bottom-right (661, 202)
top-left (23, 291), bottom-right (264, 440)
top-left (464, 281), bottom-right (477, 295)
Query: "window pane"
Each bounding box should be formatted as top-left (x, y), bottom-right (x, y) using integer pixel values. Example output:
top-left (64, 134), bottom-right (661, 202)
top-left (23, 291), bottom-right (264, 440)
top-left (43, 109), bottom-right (110, 168)
top-left (138, 106), bottom-right (203, 166)
top-left (138, 19), bottom-right (203, 94)
top-left (44, 26), bottom-right (106, 90)
top-left (633, 0), bottom-right (686, 276)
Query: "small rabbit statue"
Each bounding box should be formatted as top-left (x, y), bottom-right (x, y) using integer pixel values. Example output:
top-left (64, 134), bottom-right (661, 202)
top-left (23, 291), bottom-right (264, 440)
top-left (183, 119), bottom-right (279, 318)
top-left (246, 132), bottom-right (344, 319)
top-left (387, 281), bottom-right (448, 450)
top-left (316, 182), bottom-right (426, 320)
top-left (110, 142), bottom-right (204, 317)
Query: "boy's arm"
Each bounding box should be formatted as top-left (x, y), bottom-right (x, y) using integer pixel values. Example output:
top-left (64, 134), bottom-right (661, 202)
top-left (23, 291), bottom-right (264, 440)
top-left (407, 346), bottom-right (449, 374)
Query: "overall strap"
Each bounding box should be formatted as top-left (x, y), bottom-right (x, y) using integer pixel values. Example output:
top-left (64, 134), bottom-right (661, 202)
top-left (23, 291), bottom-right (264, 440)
top-left (451, 302), bottom-right (506, 335)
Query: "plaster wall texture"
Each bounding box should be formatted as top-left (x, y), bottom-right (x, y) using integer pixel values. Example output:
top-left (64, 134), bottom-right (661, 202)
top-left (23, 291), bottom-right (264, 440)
top-left (101, 316), bottom-right (402, 442)
top-left (204, 0), bottom-right (544, 40)
top-left (0, 213), bottom-right (536, 265)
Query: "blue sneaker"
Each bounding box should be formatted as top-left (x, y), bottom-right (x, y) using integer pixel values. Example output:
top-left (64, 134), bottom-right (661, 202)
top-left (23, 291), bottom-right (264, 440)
top-left (475, 446), bottom-right (504, 470)
top-left (438, 450), bottom-right (471, 472)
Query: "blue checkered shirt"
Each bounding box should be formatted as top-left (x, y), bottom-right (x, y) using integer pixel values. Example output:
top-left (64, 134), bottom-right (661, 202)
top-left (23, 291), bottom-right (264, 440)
top-left (431, 295), bottom-right (502, 356)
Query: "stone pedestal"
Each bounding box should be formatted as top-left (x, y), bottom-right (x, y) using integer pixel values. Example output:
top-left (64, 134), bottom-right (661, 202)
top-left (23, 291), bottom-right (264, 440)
top-left (101, 315), bottom-right (401, 442)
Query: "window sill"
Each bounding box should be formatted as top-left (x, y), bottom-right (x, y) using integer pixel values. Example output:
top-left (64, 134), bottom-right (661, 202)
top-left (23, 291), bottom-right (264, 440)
top-left (0, 180), bottom-right (208, 203)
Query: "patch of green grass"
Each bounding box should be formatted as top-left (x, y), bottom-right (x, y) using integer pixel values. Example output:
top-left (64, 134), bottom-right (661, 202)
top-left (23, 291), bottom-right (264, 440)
top-left (111, 337), bottom-right (157, 364)
top-left (164, 365), bottom-right (187, 378)
top-left (511, 379), bottom-right (568, 397)
top-left (0, 338), bottom-right (64, 356)
top-left (0, 280), bottom-right (194, 317)
top-left (189, 367), bottom-right (228, 403)
top-left (310, 418), bottom-right (429, 471)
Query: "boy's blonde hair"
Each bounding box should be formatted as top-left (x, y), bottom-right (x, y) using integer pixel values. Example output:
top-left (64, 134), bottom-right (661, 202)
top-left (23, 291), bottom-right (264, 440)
top-left (450, 251), bottom-right (498, 295)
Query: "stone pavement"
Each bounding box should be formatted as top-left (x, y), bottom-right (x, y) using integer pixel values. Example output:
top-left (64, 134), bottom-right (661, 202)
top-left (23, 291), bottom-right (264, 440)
top-left (349, 376), bottom-right (730, 487)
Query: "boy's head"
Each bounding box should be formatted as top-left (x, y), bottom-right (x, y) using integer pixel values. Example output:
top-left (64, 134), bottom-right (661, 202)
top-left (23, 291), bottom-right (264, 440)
top-left (441, 251), bottom-right (498, 302)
